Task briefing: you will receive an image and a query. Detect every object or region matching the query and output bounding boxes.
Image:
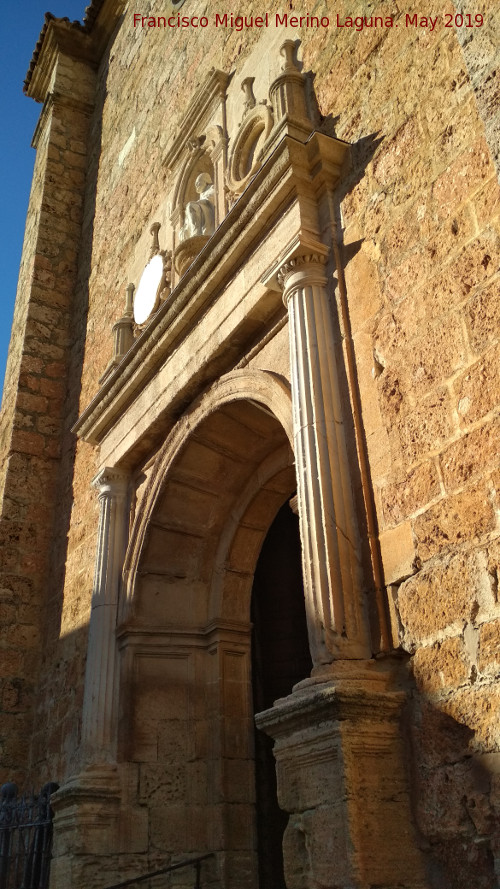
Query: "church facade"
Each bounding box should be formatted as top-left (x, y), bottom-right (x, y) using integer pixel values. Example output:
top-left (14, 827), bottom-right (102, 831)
top-left (0, 1), bottom-right (499, 887)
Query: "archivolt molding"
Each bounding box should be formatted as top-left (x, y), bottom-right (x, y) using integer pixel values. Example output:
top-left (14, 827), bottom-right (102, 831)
top-left (119, 368), bottom-right (293, 625)
top-left (209, 443), bottom-right (295, 622)
top-left (226, 79), bottom-right (274, 197)
top-left (171, 140), bottom-right (213, 216)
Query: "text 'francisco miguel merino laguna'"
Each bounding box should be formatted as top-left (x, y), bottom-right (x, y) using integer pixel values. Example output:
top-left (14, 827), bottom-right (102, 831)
top-left (132, 12), bottom-right (485, 30)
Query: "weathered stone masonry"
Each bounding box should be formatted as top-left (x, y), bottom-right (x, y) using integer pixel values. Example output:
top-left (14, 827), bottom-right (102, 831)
top-left (0, 0), bottom-right (499, 887)
top-left (0, 17), bottom-right (97, 788)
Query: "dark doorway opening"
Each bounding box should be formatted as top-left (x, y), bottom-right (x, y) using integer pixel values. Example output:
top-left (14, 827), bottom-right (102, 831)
top-left (251, 499), bottom-right (312, 889)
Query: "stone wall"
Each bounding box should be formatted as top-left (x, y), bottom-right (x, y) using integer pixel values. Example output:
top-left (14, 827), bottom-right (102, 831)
top-left (333, 3), bottom-right (500, 883)
top-left (1, 0), bottom-right (499, 885)
top-left (0, 31), bottom-right (96, 786)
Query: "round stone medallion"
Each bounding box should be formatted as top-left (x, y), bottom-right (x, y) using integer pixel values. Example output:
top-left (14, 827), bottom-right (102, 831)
top-left (133, 254), bottom-right (164, 325)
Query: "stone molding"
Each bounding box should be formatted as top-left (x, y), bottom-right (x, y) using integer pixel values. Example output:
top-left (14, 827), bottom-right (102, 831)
top-left (73, 132), bottom-right (348, 449)
top-left (24, 1), bottom-right (126, 99)
top-left (26, 18), bottom-right (98, 103)
top-left (119, 369), bottom-right (293, 627)
top-left (226, 85), bottom-right (274, 196)
top-left (117, 618), bottom-right (252, 649)
top-left (163, 69), bottom-right (230, 172)
top-left (208, 441), bottom-right (295, 621)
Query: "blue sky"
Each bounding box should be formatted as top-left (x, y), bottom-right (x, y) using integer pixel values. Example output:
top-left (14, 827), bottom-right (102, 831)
top-left (0, 0), bottom-right (86, 397)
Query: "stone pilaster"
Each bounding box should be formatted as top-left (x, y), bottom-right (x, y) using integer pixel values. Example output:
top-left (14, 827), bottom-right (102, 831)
top-left (278, 253), bottom-right (371, 666)
top-left (49, 467), bottom-right (148, 889)
top-left (81, 467), bottom-right (129, 764)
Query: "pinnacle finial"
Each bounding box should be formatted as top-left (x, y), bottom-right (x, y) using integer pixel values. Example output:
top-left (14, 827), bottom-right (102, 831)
top-left (280, 40), bottom-right (298, 72)
top-left (241, 77), bottom-right (256, 111)
top-left (125, 283), bottom-right (135, 316)
top-left (150, 222), bottom-right (161, 256)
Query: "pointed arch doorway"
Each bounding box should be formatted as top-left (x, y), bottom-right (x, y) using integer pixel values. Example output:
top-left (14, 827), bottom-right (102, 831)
top-left (119, 374), bottom-right (313, 889)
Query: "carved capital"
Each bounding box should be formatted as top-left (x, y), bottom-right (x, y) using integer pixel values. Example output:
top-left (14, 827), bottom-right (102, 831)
top-left (92, 467), bottom-right (129, 500)
top-left (277, 254), bottom-right (327, 305)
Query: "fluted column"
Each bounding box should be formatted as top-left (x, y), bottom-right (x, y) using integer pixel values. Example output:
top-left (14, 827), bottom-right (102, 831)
top-left (81, 467), bottom-right (129, 763)
top-left (279, 254), bottom-right (370, 665)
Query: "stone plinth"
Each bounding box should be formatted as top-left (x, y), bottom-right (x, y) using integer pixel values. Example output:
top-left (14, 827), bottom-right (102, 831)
top-left (256, 668), bottom-right (428, 889)
top-left (49, 764), bottom-right (148, 889)
top-left (175, 235), bottom-right (210, 277)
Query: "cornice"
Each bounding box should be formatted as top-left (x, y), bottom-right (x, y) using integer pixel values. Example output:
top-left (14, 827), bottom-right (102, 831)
top-left (26, 19), bottom-right (97, 103)
top-left (73, 130), bottom-right (348, 446)
top-left (24, 0), bottom-right (125, 102)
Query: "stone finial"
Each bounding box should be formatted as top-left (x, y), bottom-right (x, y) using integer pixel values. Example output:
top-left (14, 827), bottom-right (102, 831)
top-left (124, 283), bottom-right (135, 317)
top-left (150, 222), bottom-right (161, 257)
top-left (99, 284), bottom-right (136, 384)
top-left (159, 251), bottom-right (172, 302)
top-left (241, 77), bottom-right (256, 112)
top-left (265, 40), bottom-right (313, 149)
top-left (280, 40), bottom-right (298, 72)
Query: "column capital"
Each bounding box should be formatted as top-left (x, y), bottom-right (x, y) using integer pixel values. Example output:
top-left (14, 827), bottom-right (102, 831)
top-left (278, 253), bottom-right (328, 304)
top-left (261, 234), bottom-right (329, 300)
top-left (92, 466), bottom-right (129, 499)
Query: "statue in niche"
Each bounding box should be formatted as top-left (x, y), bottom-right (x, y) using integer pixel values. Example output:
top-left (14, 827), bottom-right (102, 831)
top-left (179, 172), bottom-right (215, 242)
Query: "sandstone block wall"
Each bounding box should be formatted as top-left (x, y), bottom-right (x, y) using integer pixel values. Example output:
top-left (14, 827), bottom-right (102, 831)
top-left (0, 0), bottom-right (498, 885)
top-left (0, 37), bottom-right (96, 786)
top-left (333, 4), bottom-right (500, 883)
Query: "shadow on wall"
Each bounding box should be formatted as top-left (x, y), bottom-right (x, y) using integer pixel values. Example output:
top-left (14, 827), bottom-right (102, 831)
top-left (404, 673), bottom-right (500, 889)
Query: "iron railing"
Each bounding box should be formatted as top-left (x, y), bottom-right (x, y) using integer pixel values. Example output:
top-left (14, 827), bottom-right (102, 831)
top-left (104, 853), bottom-right (215, 889)
top-left (0, 782), bottom-right (59, 889)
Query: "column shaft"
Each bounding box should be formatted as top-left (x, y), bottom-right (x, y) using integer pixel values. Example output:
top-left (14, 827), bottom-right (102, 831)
top-left (81, 468), bottom-right (129, 761)
top-left (281, 256), bottom-right (370, 664)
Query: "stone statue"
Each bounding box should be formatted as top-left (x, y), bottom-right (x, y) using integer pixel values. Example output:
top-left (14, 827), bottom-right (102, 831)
top-left (179, 172), bottom-right (215, 242)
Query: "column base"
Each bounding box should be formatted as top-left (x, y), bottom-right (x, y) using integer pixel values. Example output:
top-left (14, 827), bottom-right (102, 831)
top-left (256, 669), bottom-right (429, 889)
top-left (49, 764), bottom-right (148, 889)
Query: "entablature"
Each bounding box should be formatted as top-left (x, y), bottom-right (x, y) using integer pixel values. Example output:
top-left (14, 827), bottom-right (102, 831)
top-left (73, 129), bottom-right (348, 465)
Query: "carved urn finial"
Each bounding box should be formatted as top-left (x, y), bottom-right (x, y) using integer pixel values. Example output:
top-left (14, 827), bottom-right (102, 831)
top-left (124, 282), bottom-right (135, 317)
top-left (280, 40), bottom-right (298, 72)
top-left (241, 77), bottom-right (256, 112)
top-left (150, 222), bottom-right (161, 257)
top-left (266, 40), bottom-right (313, 146)
top-left (99, 283), bottom-right (136, 384)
